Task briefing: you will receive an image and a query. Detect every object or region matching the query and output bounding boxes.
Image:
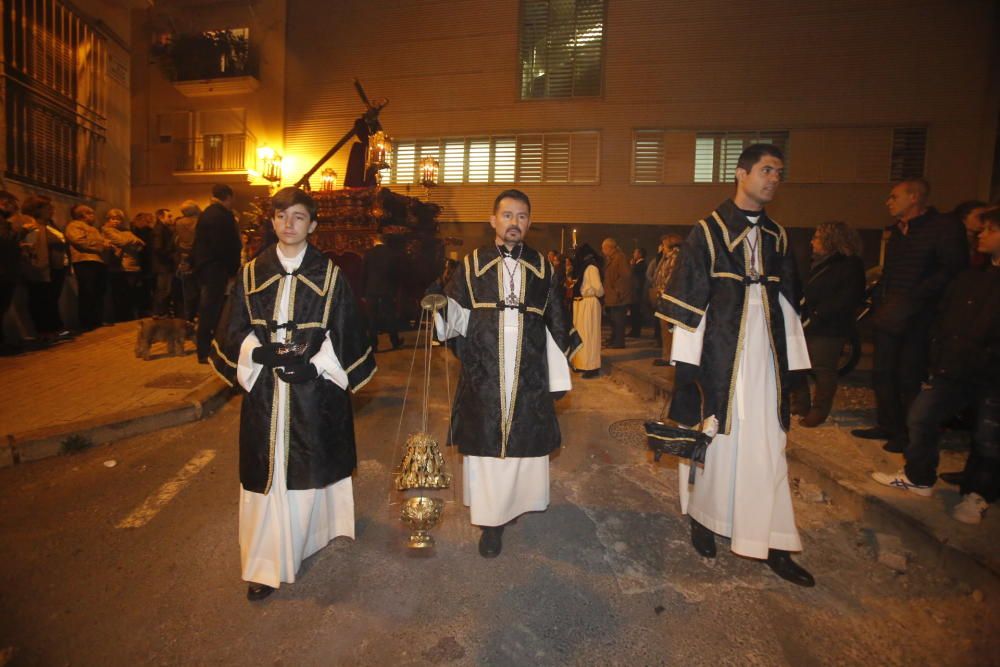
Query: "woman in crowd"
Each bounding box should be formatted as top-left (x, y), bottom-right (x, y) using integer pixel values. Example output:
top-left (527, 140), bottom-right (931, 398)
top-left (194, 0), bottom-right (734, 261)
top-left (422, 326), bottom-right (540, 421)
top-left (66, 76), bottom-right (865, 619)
top-left (792, 221), bottom-right (866, 427)
top-left (951, 200), bottom-right (991, 268)
top-left (19, 195), bottom-right (70, 340)
top-left (102, 208), bottom-right (145, 322)
top-left (130, 211), bottom-right (155, 317)
top-left (650, 234), bottom-right (683, 366)
top-left (571, 243), bottom-right (604, 379)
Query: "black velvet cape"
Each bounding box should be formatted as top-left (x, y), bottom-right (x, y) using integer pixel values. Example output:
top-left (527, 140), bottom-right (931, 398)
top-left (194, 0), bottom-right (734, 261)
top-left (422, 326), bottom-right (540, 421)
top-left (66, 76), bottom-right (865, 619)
top-left (210, 244), bottom-right (376, 494)
top-left (655, 199), bottom-right (803, 434)
top-left (444, 244), bottom-right (583, 458)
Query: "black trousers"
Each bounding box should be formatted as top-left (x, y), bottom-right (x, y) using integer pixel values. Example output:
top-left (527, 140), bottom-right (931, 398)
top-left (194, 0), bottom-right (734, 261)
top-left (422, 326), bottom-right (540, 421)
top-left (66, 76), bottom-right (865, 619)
top-left (178, 271), bottom-right (199, 322)
top-left (790, 335), bottom-right (844, 422)
top-left (73, 262), bottom-right (106, 331)
top-left (0, 280), bottom-right (14, 325)
top-left (152, 272), bottom-right (176, 318)
top-left (606, 305), bottom-right (627, 347)
top-left (196, 264), bottom-right (231, 359)
top-left (872, 323), bottom-right (930, 441)
top-left (109, 271), bottom-right (141, 323)
top-left (367, 293), bottom-right (401, 349)
top-left (904, 376), bottom-right (1000, 501)
top-left (25, 271), bottom-right (65, 335)
top-left (628, 301), bottom-right (643, 337)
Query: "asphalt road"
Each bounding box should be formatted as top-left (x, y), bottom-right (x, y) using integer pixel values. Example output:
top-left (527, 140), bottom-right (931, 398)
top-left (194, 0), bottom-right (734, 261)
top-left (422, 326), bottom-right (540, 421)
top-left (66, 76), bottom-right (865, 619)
top-left (1, 346), bottom-right (996, 666)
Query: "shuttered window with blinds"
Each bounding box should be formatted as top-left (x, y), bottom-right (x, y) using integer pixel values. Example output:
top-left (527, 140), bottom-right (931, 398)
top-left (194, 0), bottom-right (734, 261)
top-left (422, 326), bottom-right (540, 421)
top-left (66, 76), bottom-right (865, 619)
top-left (890, 127), bottom-right (927, 180)
top-left (519, 0), bottom-right (605, 99)
top-left (3, 0), bottom-right (108, 197)
top-left (631, 130), bottom-right (789, 184)
top-left (390, 132), bottom-right (599, 185)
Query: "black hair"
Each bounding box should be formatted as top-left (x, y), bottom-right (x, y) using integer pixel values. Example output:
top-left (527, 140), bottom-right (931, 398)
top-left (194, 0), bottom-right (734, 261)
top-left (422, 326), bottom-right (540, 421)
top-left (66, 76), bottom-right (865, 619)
top-left (493, 189), bottom-right (531, 214)
top-left (736, 143), bottom-right (785, 173)
top-left (271, 186), bottom-right (318, 221)
top-left (950, 200), bottom-right (987, 223)
top-left (155, 208), bottom-right (171, 220)
top-left (211, 184), bottom-right (234, 201)
top-left (982, 208), bottom-right (1000, 229)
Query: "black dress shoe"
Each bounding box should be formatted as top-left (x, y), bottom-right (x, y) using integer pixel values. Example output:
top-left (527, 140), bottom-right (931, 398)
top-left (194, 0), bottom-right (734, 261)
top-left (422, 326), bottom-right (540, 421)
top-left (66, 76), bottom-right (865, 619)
top-left (882, 439), bottom-right (907, 453)
top-left (581, 369), bottom-right (599, 379)
top-left (479, 526), bottom-right (504, 558)
top-left (939, 471), bottom-right (964, 485)
top-left (247, 582), bottom-right (275, 601)
top-left (652, 359), bottom-right (670, 367)
top-left (851, 427), bottom-right (893, 440)
top-left (766, 549), bottom-right (815, 587)
top-left (690, 518), bottom-right (716, 558)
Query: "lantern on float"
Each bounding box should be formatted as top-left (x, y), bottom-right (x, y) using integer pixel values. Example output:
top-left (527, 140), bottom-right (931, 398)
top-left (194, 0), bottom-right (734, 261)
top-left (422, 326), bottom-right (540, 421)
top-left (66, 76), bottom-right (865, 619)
top-left (419, 157), bottom-right (440, 188)
top-left (321, 168), bottom-right (337, 191)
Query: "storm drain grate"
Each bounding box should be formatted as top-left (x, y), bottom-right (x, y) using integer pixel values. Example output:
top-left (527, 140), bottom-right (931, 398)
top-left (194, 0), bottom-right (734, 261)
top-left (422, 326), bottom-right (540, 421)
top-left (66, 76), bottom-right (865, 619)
top-left (144, 373), bottom-right (206, 389)
top-left (608, 419), bottom-right (648, 449)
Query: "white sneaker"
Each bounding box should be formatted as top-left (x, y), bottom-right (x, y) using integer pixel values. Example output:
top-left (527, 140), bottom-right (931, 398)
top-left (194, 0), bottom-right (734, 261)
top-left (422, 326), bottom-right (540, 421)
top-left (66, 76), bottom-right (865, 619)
top-left (953, 493), bottom-right (988, 525)
top-left (871, 469), bottom-right (934, 497)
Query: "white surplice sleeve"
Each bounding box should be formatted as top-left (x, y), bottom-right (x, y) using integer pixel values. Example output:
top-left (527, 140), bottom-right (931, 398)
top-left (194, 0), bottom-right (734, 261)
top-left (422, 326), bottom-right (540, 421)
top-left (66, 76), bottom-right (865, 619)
top-left (546, 328), bottom-right (572, 392)
top-left (780, 293), bottom-right (811, 371)
top-left (433, 296), bottom-right (470, 340)
top-left (237, 331), bottom-right (264, 392)
top-left (670, 305), bottom-right (707, 366)
top-left (580, 264), bottom-right (604, 298)
top-left (310, 335), bottom-right (350, 390)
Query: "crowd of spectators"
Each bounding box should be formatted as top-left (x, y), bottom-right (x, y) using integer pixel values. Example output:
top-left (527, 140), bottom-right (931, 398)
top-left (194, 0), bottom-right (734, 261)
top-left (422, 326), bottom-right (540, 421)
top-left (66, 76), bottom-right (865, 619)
top-left (0, 184), bottom-right (243, 359)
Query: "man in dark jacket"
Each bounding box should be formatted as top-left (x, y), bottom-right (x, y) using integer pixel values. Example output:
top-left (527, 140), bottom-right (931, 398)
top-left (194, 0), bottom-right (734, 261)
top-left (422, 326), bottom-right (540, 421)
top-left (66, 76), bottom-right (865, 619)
top-left (363, 235), bottom-right (402, 351)
top-left (151, 208), bottom-right (177, 318)
top-left (628, 247), bottom-right (647, 338)
top-left (873, 209), bottom-right (1000, 525)
top-left (853, 178), bottom-right (967, 451)
top-left (602, 237), bottom-right (632, 348)
top-left (192, 184), bottom-right (242, 362)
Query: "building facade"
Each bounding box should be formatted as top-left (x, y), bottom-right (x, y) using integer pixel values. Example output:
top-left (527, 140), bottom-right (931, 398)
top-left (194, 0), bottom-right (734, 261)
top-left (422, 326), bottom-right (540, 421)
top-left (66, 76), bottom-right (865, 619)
top-left (131, 0), bottom-right (998, 256)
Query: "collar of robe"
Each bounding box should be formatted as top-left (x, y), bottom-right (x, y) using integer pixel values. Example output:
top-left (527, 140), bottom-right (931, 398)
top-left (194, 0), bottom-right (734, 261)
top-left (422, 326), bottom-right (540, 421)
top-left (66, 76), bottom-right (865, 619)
top-left (712, 199), bottom-right (782, 253)
top-left (247, 244), bottom-right (334, 297)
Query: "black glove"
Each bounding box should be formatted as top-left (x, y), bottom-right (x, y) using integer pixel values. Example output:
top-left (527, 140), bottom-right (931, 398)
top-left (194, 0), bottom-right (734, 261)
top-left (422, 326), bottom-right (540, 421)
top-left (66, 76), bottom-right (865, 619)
top-left (252, 343), bottom-right (295, 368)
top-left (424, 281), bottom-right (444, 297)
top-left (276, 360), bottom-right (319, 384)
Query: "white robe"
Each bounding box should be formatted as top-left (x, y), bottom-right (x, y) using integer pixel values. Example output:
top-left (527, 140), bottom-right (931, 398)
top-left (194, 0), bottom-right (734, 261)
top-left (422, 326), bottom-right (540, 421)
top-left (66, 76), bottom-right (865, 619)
top-left (236, 244), bottom-right (355, 588)
top-left (572, 264), bottom-right (604, 371)
top-left (671, 226), bottom-right (811, 559)
top-left (437, 255), bottom-right (572, 526)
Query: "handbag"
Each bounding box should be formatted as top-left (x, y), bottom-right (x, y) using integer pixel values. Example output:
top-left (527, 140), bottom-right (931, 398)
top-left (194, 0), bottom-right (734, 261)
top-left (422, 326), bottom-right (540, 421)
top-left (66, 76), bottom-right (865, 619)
top-left (644, 381), bottom-right (713, 484)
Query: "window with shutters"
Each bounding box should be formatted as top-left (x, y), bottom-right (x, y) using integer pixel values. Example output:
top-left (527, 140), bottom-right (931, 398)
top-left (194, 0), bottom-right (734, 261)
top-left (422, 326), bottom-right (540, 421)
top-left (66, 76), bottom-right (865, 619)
top-left (890, 127), bottom-right (927, 180)
top-left (389, 132), bottom-right (599, 185)
top-left (519, 0), bottom-right (605, 99)
top-left (3, 0), bottom-right (108, 197)
top-left (631, 130), bottom-right (788, 184)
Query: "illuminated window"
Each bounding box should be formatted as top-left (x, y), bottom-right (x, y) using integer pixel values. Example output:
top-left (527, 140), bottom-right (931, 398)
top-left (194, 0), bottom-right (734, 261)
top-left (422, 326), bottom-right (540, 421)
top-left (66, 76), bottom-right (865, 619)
top-left (519, 0), bottom-right (605, 99)
top-left (630, 130), bottom-right (789, 184)
top-left (389, 132), bottom-right (599, 185)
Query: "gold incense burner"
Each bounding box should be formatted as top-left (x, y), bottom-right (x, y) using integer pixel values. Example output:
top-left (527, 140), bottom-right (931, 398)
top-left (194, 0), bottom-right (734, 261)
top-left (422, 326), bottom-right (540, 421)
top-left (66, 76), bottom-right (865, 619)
top-left (395, 432), bottom-right (452, 491)
top-left (400, 496), bottom-right (444, 549)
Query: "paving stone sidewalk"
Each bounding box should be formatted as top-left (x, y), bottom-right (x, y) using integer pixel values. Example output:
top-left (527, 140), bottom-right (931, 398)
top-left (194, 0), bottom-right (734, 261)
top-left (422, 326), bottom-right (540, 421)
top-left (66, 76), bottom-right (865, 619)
top-left (0, 322), bottom-right (231, 466)
top-left (602, 335), bottom-right (999, 593)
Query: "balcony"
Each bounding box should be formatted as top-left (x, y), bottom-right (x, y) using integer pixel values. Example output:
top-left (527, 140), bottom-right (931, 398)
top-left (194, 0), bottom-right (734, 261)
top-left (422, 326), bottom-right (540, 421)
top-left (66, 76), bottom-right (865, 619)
top-left (173, 133), bottom-right (256, 177)
top-left (158, 29), bottom-right (260, 97)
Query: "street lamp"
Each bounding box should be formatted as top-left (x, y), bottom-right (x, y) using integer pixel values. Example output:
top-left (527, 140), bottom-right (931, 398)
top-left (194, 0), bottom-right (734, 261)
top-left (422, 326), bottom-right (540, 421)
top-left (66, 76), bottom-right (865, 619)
top-left (257, 146), bottom-right (282, 184)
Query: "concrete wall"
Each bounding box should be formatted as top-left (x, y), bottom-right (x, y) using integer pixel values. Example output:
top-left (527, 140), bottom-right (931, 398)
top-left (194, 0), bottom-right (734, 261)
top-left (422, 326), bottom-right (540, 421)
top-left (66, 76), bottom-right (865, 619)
top-left (283, 0), bottom-right (997, 234)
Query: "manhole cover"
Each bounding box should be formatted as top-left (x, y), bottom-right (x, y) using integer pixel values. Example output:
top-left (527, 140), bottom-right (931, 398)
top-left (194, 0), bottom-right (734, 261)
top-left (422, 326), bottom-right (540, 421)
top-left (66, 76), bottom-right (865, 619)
top-left (144, 373), bottom-right (205, 389)
top-left (608, 419), bottom-right (648, 448)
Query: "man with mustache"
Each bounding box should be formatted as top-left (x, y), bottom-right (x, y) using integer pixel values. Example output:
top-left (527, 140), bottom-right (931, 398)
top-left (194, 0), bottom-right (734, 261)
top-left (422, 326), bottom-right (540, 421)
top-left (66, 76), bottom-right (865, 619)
top-left (433, 189), bottom-right (581, 558)
top-left (657, 144), bottom-right (815, 586)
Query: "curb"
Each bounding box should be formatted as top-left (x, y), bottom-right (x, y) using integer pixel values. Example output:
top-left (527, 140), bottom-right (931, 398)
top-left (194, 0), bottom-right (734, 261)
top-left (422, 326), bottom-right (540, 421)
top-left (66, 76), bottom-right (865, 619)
top-left (605, 356), bottom-right (999, 596)
top-left (0, 377), bottom-right (234, 468)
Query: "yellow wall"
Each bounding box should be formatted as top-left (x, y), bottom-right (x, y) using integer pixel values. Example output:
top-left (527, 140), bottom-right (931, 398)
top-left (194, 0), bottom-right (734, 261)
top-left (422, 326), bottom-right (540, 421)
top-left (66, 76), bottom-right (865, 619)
top-left (283, 0), bottom-right (997, 231)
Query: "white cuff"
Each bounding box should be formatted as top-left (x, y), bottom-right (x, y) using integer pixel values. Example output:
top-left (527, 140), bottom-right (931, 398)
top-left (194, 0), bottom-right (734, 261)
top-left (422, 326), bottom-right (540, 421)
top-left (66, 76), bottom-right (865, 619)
top-left (434, 297), bottom-right (470, 340)
top-left (780, 293), bottom-right (811, 371)
top-left (310, 336), bottom-right (350, 390)
top-left (670, 305), bottom-right (707, 366)
top-left (237, 332), bottom-right (264, 392)
top-left (546, 328), bottom-right (572, 392)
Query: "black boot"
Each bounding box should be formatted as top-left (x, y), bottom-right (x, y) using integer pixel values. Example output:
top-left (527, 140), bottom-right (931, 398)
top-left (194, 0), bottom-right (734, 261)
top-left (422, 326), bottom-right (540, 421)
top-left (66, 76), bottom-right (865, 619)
top-left (247, 582), bottom-right (275, 601)
top-left (479, 525), bottom-right (504, 558)
top-left (690, 518), bottom-right (716, 558)
top-left (765, 549), bottom-right (815, 587)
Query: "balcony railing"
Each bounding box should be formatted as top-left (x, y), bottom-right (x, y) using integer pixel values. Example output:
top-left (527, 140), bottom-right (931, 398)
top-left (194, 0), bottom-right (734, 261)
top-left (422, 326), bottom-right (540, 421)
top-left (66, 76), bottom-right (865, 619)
top-left (173, 133), bottom-right (255, 173)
